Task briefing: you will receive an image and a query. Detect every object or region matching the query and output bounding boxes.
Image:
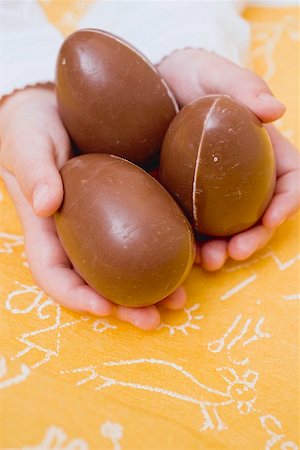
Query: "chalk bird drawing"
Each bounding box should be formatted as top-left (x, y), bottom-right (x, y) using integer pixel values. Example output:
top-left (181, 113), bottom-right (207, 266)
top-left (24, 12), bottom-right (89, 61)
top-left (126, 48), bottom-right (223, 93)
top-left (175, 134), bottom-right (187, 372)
top-left (60, 359), bottom-right (259, 431)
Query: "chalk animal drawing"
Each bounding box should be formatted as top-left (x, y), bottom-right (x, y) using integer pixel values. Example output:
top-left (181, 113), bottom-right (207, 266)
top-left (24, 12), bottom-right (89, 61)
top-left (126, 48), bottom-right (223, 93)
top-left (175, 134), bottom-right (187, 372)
top-left (60, 359), bottom-right (259, 431)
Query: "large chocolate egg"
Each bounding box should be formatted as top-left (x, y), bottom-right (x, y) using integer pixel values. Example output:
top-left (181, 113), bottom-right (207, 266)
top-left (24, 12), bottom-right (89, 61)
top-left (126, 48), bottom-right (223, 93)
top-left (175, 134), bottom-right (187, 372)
top-left (55, 29), bottom-right (178, 167)
top-left (55, 154), bottom-right (195, 307)
top-left (159, 95), bottom-right (276, 237)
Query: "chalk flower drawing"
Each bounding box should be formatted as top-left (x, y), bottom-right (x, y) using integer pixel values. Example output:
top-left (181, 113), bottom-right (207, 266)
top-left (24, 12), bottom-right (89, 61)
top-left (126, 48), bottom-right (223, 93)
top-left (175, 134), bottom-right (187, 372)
top-left (100, 421), bottom-right (123, 450)
top-left (21, 425), bottom-right (88, 450)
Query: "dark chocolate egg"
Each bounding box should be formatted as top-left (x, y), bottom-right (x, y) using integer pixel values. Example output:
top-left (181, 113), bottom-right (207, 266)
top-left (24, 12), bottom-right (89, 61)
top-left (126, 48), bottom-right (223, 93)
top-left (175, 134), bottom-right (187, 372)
top-left (55, 154), bottom-right (195, 307)
top-left (159, 95), bottom-right (276, 237)
top-left (55, 29), bottom-right (178, 167)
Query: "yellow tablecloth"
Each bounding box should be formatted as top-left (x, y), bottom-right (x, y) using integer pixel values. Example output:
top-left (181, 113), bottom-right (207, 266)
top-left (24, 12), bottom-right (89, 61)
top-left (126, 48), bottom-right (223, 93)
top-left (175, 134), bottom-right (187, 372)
top-left (0, 4), bottom-right (299, 449)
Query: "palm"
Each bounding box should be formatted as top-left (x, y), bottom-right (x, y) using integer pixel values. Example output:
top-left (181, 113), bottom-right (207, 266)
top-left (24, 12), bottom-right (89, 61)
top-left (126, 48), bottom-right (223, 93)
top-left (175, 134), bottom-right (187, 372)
top-left (158, 49), bottom-right (300, 269)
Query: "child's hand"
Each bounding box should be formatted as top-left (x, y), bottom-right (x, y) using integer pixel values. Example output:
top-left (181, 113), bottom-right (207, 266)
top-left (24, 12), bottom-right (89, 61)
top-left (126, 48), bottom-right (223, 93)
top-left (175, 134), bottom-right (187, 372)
top-left (0, 86), bottom-right (186, 331)
top-left (158, 49), bottom-right (300, 270)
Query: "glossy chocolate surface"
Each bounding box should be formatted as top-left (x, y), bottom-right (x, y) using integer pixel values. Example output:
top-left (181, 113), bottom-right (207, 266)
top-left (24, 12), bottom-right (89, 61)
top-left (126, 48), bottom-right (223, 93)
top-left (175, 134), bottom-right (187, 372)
top-left (160, 95), bottom-right (276, 237)
top-left (55, 154), bottom-right (195, 307)
top-left (55, 29), bottom-right (178, 167)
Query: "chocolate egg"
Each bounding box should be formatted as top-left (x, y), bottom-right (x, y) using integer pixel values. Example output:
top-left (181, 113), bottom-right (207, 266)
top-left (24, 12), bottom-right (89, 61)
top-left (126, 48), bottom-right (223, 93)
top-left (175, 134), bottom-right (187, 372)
top-left (159, 95), bottom-right (276, 237)
top-left (55, 154), bottom-right (195, 307)
top-left (55, 29), bottom-right (178, 168)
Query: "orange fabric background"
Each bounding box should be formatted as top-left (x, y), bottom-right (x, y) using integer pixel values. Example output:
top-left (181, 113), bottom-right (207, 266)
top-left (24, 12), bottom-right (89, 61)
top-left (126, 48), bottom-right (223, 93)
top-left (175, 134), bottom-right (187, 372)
top-left (0, 4), bottom-right (299, 449)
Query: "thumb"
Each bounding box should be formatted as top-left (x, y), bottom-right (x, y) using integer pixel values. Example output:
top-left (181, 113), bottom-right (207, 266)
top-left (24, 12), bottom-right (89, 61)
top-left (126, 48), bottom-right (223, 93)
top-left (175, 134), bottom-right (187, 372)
top-left (6, 128), bottom-right (70, 217)
top-left (158, 49), bottom-right (286, 123)
top-left (207, 62), bottom-right (286, 123)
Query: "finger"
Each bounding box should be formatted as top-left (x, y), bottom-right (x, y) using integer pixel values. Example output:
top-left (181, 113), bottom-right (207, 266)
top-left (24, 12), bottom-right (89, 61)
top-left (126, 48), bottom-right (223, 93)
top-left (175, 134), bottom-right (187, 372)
top-left (228, 225), bottom-right (274, 261)
top-left (266, 125), bottom-right (300, 176)
top-left (3, 123), bottom-right (71, 217)
top-left (263, 172), bottom-right (300, 228)
top-left (197, 51), bottom-right (286, 122)
top-left (159, 286), bottom-right (187, 310)
top-left (3, 170), bottom-right (112, 316)
top-left (113, 304), bottom-right (161, 330)
top-left (200, 239), bottom-right (228, 271)
top-left (263, 125), bottom-right (300, 228)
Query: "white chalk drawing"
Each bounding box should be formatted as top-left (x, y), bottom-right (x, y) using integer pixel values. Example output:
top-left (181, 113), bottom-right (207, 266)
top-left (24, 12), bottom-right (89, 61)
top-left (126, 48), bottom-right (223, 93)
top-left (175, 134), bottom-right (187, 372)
top-left (21, 425), bottom-right (88, 450)
top-left (21, 250), bottom-right (29, 267)
top-left (0, 231), bottom-right (24, 254)
top-left (260, 415), bottom-right (299, 450)
top-left (158, 303), bottom-right (203, 335)
top-left (20, 421), bottom-right (125, 449)
top-left (60, 360), bottom-right (259, 431)
top-left (5, 283), bottom-right (117, 370)
top-left (225, 248), bottom-right (300, 273)
top-left (0, 356), bottom-right (30, 390)
top-left (92, 319), bottom-right (118, 333)
top-left (6, 287), bottom-right (79, 369)
top-left (282, 294), bottom-right (300, 301)
top-left (100, 421), bottom-right (123, 450)
top-left (252, 15), bottom-right (299, 82)
top-left (208, 315), bottom-right (270, 365)
top-left (220, 274), bottom-right (257, 300)
top-left (5, 281), bottom-right (54, 317)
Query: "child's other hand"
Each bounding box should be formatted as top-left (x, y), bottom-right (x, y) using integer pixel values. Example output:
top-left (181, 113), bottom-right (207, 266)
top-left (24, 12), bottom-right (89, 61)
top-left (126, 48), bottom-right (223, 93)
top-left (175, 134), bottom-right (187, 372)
top-left (0, 86), bottom-right (186, 331)
top-left (158, 49), bottom-right (300, 270)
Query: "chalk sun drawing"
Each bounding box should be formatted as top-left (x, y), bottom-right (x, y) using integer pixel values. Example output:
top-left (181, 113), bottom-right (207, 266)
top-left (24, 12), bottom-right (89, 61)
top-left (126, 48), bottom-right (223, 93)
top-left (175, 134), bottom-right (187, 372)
top-left (158, 303), bottom-right (203, 335)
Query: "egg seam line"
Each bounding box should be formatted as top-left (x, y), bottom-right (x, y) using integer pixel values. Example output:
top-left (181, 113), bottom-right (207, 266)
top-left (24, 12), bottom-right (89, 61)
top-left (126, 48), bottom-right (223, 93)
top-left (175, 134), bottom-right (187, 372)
top-left (192, 96), bottom-right (220, 229)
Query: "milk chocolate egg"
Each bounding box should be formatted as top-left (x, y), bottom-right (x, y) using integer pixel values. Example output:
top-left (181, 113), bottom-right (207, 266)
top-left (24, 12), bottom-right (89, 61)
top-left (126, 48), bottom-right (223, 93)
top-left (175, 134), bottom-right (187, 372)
top-left (159, 95), bottom-right (276, 237)
top-left (55, 154), bottom-right (195, 307)
top-left (55, 29), bottom-right (178, 167)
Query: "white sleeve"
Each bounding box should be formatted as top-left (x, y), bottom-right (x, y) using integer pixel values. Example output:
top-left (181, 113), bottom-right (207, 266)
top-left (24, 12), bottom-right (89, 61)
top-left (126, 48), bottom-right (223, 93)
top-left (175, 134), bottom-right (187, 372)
top-left (0, 1), bottom-right (63, 98)
top-left (0, 0), bottom-right (250, 99)
top-left (78, 0), bottom-right (251, 66)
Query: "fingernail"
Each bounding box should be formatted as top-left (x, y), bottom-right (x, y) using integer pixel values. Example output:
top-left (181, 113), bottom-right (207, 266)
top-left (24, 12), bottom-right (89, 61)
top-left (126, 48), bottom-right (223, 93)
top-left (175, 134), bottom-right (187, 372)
top-left (257, 93), bottom-right (286, 110)
top-left (33, 184), bottom-right (50, 213)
